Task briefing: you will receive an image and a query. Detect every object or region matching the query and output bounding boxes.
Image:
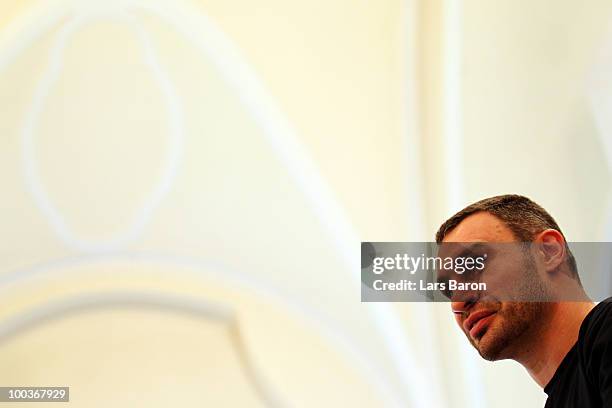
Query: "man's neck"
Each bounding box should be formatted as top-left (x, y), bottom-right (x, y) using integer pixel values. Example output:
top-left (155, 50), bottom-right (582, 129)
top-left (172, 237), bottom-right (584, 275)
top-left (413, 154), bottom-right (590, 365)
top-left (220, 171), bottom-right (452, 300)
top-left (517, 301), bottom-right (595, 388)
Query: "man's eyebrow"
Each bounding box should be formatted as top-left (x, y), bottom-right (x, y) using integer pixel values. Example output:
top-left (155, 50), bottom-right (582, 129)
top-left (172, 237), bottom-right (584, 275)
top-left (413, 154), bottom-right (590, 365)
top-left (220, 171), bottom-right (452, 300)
top-left (455, 243), bottom-right (489, 257)
top-left (440, 242), bottom-right (489, 258)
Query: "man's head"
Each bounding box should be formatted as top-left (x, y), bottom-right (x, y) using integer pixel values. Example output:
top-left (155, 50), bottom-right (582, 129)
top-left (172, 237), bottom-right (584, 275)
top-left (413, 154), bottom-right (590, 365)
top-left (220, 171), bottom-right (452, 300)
top-left (435, 194), bottom-right (580, 361)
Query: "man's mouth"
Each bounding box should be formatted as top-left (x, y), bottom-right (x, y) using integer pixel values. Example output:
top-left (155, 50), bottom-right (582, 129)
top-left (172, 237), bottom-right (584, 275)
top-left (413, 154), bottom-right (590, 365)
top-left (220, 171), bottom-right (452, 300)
top-left (464, 310), bottom-right (497, 340)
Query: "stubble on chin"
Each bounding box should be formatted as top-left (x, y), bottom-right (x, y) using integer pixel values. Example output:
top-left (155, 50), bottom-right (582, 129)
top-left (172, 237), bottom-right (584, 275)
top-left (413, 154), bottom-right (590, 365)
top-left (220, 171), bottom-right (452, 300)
top-left (471, 302), bottom-right (546, 361)
top-left (472, 250), bottom-right (552, 360)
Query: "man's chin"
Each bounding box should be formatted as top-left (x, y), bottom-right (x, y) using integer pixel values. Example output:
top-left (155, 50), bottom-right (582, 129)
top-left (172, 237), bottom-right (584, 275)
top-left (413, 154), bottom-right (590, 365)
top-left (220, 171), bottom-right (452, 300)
top-left (476, 342), bottom-right (505, 361)
top-left (473, 329), bottom-right (510, 361)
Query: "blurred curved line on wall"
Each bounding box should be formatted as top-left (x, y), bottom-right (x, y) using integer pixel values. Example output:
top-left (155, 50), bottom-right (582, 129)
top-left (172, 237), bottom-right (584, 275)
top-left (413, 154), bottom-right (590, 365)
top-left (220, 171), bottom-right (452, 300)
top-left (441, 0), bottom-right (486, 406)
top-left (0, 253), bottom-right (405, 407)
top-left (0, 252), bottom-right (414, 407)
top-left (21, 10), bottom-right (185, 253)
top-left (587, 24), bottom-right (612, 295)
top-left (0, 291), bottom-right (288, 407)
top-left (0, 0), bottom-right (438, 406)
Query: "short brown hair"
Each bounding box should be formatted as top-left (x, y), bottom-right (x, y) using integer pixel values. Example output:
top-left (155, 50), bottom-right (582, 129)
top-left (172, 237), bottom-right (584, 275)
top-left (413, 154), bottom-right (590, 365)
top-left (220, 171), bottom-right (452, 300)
top-left (435, 194), bottom-right (579, 279)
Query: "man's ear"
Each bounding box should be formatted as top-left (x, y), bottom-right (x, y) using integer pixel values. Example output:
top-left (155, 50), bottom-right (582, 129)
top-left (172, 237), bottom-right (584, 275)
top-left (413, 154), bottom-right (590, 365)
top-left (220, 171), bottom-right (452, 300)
top-left (534, 229), bottom-right (566, 272)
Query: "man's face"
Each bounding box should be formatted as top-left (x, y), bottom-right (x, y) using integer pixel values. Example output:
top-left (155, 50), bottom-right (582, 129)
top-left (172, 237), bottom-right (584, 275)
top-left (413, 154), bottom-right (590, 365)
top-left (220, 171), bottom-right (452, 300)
top-left (441, 212), bottom-right (549, 361)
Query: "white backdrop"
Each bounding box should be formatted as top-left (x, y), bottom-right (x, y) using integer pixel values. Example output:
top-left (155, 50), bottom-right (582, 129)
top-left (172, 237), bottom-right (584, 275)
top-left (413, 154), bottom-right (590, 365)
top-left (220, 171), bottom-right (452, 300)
top-left (0, 0), bottom-right (610, 407)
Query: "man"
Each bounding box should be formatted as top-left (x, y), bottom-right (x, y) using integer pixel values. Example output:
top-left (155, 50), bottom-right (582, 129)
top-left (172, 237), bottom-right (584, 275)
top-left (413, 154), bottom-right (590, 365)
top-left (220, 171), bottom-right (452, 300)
top-left (435, 194), bottom-right (612, 407)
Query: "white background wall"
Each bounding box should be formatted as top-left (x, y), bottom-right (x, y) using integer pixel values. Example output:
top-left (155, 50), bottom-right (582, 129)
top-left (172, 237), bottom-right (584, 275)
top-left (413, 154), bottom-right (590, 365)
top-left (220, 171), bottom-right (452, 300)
top-left (0, 0), bottom-right (610, 406)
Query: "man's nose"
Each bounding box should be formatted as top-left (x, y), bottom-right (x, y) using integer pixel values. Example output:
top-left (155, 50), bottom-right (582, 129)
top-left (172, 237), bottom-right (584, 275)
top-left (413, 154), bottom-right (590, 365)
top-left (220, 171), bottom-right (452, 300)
top-left (451, 300), bottom-right (472, 325)
top-left (451, 300), bottom-right (468, 315)
top-left (449, 277), bottom-right (481, 310)
top-left (450, 294), bottom-right (477, 316)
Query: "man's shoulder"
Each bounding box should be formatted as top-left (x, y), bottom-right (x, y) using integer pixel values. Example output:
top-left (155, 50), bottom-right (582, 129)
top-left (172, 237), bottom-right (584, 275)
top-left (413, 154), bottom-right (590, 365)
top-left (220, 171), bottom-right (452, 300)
top-left (580, 299), bottom-right (612, 341)
top-left (577, 299), bottom-right (612, 372)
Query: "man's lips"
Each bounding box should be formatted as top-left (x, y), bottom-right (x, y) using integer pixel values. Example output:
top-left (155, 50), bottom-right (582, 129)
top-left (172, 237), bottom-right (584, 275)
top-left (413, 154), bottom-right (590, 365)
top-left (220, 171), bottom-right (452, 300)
top-left (463, 310), bottom-right (496, 339)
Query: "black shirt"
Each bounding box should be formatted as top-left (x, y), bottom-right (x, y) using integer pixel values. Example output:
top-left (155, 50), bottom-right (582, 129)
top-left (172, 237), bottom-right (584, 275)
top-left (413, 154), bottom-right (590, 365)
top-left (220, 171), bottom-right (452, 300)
top-left (544, 299), bottom-right (612, 407)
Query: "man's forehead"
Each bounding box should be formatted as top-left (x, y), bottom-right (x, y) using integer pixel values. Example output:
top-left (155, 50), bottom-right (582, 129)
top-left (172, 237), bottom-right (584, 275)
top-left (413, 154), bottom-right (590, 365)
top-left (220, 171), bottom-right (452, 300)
top-left (442, 211), bottom-right (515, 243)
